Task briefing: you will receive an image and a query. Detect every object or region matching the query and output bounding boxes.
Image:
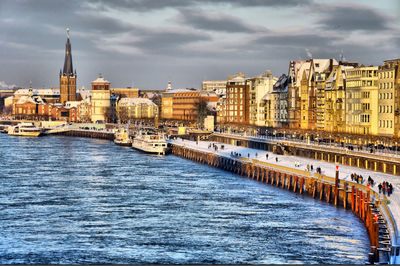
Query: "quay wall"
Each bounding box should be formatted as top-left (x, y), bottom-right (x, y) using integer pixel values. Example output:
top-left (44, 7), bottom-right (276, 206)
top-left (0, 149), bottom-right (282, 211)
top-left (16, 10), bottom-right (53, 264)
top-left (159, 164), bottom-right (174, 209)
top-left (210, 133), bottom-right (400, 176)
top-left (171, 143), bottom-right (394, 264)
top-left (51, 129), bottom-right (114, 140)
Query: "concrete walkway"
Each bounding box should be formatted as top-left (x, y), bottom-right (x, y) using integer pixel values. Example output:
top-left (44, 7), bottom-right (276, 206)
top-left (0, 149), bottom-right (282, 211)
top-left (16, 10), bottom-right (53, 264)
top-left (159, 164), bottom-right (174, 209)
top-left (170, 138), bottom-right (400, 242)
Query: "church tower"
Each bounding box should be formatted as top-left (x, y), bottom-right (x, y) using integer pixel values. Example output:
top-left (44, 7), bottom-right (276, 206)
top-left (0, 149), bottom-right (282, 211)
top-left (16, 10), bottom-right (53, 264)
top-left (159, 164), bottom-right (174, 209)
top-left (60, 28), bottom-right (77, 104)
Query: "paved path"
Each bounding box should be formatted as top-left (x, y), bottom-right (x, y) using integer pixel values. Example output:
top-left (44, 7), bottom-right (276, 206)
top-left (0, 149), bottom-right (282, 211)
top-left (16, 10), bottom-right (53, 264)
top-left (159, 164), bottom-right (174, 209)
top-left (170, 138), bottom-right (400, 242)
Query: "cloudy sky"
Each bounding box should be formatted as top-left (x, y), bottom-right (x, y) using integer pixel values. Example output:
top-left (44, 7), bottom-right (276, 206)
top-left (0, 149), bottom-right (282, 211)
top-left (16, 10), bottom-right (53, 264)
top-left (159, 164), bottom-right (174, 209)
top-left (0, 0), bottom-right (399, 90)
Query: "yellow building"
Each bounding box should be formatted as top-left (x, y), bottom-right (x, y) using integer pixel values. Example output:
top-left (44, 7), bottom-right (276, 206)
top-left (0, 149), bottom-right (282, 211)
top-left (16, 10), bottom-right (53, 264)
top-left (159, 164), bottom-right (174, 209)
top-left (315, 71), bottom-right (328, 131)
top-left (377, 59), bottom-right (400, 137)
top-left (299, 59), bottom-right (338, 130)
top-left (345, 66), bottom-right (379, 135)
top-left (116, 97), bottom-right (158, 122)
top-left (91, 75), bottom-right (111, 123)
top-left (111, 88), bottom-right (139, 98)
top-left (248, 71), bottom-right (278, 127)
top-left (161, 91), bottom-right (174, 119)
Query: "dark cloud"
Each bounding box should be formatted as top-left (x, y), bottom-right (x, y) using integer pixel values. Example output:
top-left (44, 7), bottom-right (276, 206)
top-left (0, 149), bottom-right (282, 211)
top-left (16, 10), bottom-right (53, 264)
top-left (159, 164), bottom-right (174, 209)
top-left (116, 27), bottom-right (211, 55)
top-left (72, 12), bottom-right (134, 34)
top-left (315, 4), bottom-right (390, 32)
top-left (252, 33), bottom-right (333, 48)
top-left (87, 0), bottom-right (313, 12)
top-left (175, 9), bottom-right (266, 33)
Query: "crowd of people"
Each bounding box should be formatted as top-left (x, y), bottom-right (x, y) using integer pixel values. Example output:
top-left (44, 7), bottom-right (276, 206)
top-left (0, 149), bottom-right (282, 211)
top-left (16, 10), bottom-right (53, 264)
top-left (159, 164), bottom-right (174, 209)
top-left (350, 173), bottom-right (367, 184)
top-left (231, 151), bottom-right (242, 157)
top-left (208, 143), bottom-right (224, 152)
top-left (378, 181), bottom-right (394, 196)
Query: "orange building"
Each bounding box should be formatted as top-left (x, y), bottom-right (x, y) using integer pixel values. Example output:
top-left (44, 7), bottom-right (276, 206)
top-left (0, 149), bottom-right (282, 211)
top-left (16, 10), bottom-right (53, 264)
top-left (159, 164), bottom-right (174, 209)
top-left (172, 90), bottom-right (201, 121)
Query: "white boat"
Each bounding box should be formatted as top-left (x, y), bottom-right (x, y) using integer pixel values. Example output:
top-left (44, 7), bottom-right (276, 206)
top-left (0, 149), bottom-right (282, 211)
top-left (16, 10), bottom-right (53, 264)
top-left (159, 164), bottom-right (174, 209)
top-left (114, 127), bottom-right (132, 146)
top-left (132, 131), bottom-right (169, 155)
top-left (8, 122), bottom-right (43, 137)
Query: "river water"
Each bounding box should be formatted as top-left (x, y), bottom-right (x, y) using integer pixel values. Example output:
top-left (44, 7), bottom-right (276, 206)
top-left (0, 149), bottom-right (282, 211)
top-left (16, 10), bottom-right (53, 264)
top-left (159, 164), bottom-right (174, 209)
top-left (0, 134), bottom-right (369, 264)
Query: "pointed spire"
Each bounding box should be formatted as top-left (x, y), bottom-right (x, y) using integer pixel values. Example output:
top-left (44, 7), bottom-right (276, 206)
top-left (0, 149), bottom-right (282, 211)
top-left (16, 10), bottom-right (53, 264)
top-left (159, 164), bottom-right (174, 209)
top-left (63, 27), bottom-right (73, 75)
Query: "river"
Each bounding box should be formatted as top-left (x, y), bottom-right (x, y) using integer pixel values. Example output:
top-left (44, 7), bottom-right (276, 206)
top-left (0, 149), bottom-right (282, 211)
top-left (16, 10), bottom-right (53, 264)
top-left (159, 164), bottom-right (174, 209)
top-left (0, 134), bottom-right (369, 264)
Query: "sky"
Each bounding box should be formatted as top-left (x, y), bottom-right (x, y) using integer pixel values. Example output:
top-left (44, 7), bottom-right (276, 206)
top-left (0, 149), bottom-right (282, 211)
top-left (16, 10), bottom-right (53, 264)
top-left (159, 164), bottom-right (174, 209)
top-left (0, 0), bottom-right (399, 90)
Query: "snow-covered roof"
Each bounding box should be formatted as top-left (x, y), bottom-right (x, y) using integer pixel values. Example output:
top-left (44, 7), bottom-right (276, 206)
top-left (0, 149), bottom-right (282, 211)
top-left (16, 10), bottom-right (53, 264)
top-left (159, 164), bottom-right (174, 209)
top-left (200, 91), bottom-right (218, 97)
top-left (36, 89), bottom-right (60, 96)
top-left (16, 95), bottom-right (45, 105)
top-left (14, 89), bottom-right (33, 95)
top-left (312, 59), bottom-right (338, 73)
top-left (229, 76), bottom-right (245, 83)
top-left (326, 69), bottom-right (337, 84)
top-left (118, 97), bottom-right (157, 107)
top-left (65, 101), bottom-right (81, 108)
top-left (92, 76), bottom-right (110, 83)
top-left (14, 88), bottom-right (60, 96)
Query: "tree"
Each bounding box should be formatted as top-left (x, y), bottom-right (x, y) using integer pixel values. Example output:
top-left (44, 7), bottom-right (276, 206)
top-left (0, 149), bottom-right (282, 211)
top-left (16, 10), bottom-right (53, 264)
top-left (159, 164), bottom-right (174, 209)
top-left (196, 99), bottom-right (216, 128)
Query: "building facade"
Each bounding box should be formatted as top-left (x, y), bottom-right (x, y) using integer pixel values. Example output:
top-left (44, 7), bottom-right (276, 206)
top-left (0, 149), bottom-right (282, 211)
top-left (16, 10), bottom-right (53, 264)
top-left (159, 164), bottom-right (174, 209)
top-left (223, 74), bottom-right (250, 125)
top-left (377, 59), bottom-right (400, 137)
top-left (201, 80), bottom-right (227, 96)
top-left (111, 88), bottom-right (139, 98)
top-left (346, 66), bottom-right (379, 135)
top-left (91, 75), bottom-right (111, 123)
top-left (116, 97), bottom-right (158, 122)
top-left (248, 71), bottom-right (278, 127)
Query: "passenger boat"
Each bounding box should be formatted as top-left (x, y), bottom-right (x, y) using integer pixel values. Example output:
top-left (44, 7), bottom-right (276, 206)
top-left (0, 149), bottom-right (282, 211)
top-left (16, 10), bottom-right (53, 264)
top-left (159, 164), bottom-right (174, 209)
top-left (114, 127), bottom-right (132, 146)
top-left (131, 131), bottom-right (169, 155)
top-left (8, 122), bottom-right (43, 137)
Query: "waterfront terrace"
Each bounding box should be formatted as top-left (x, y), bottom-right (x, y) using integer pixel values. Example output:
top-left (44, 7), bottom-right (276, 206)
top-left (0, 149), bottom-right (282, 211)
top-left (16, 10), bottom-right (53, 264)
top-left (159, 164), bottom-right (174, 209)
top-left (169, 137), bottom-right (400, 264)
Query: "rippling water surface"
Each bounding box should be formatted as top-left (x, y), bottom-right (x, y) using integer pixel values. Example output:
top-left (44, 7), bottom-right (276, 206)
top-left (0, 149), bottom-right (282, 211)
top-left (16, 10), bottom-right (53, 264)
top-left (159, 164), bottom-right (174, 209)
top-left (0, 134), bottom-right (369, 264)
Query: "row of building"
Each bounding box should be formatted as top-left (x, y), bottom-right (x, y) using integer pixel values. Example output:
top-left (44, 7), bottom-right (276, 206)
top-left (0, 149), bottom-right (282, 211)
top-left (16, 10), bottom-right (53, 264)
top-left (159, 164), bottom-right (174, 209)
top-left (2, 29), bottom-right (400, 138)
top-left (203, 58), bottom-right (400, 138)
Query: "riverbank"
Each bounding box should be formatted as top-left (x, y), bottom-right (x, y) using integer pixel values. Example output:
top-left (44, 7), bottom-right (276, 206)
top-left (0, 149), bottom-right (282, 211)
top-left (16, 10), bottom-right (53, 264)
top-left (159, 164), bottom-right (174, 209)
top-left (169, 138), bottom-right (398, 264)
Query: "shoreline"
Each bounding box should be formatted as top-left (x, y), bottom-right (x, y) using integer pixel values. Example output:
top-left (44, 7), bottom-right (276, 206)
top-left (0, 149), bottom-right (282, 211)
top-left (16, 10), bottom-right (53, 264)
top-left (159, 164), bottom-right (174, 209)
top-left (169, 138), bottom-right (395, 264)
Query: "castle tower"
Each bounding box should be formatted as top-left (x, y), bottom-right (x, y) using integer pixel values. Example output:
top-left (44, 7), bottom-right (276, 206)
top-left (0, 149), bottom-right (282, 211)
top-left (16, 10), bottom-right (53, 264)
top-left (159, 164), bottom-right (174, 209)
top-left (60, 28), bottom-right (77, 104)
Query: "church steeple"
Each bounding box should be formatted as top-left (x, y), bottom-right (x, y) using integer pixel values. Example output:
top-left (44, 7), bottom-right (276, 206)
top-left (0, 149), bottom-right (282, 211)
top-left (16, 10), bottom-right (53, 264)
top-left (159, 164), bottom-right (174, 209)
top-left (60, 27), bottom-right (77, 105)
top-left (63, 27), bottom-right (73, 75)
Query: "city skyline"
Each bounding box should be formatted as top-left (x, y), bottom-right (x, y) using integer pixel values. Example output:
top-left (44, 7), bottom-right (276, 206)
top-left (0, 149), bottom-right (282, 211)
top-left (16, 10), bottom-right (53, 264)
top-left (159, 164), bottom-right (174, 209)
top-left (1, 0), bottom-right (400, 90)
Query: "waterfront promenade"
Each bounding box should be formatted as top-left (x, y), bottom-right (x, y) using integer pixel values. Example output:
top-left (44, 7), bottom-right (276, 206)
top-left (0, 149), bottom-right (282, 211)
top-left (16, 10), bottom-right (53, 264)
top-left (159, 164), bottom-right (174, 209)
top-left (170, 138), bottom-right (400, 244)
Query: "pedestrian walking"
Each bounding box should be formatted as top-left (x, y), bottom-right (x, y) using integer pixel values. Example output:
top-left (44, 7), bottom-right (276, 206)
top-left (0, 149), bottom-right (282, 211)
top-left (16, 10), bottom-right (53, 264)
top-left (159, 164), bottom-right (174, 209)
top-left (266, 153), bottom-right (269, 160)
top-left (378, 183), bottom-right (382, 193)
top-left (276, 157), bottom-right (278, 162)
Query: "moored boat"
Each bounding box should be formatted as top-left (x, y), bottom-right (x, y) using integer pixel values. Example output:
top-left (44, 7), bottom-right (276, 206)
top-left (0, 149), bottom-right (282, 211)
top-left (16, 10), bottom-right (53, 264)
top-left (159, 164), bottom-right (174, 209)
top-left (8, 122), bottom-right (43, 137)
top-left (131, 131), bottom-right (169, 155)
top-left (114, 126), bottom-right (132, 146)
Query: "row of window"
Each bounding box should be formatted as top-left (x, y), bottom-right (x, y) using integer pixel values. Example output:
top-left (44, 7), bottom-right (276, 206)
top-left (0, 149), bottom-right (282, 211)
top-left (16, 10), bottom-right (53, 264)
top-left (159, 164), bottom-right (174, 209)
top-left (379, 71), bottom-right (394, 79)
top-left (379, 105), bottom-right (393, 113)
top-left (379, 82), bottom-right (394, 89)
top-left (360, 114), bottom-right (370, 123)
top-left (379, 119), bottom-right (393, 128)
top-left (379, 92), bottom-right (393, 99)
top-left (228, 87), bottom-right (244, 93)
top-left (229, 105), bottom-right (243, 111)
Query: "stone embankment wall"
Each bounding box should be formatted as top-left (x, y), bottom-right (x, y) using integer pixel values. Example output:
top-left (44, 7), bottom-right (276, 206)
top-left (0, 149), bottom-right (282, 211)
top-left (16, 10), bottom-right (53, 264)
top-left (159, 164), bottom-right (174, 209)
top-left (55, 130), bottom-right (114, 140)
top-left (171, 144), bottom-right (392, 264)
